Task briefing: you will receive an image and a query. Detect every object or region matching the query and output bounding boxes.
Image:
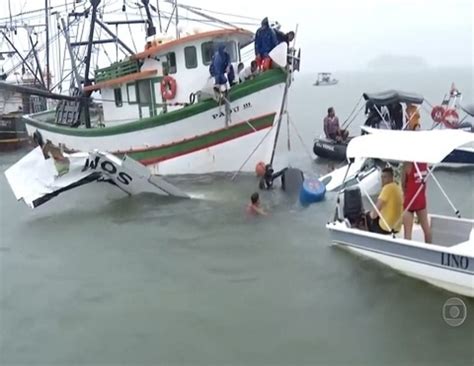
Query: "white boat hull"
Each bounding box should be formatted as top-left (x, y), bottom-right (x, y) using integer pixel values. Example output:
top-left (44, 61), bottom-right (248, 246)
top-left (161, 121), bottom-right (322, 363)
top-left (24, 73), bottom-right (286, 175)
top-left (346, 245), bottom-right (473, 297)
top-left (327, 218), bottom-right (474, 297)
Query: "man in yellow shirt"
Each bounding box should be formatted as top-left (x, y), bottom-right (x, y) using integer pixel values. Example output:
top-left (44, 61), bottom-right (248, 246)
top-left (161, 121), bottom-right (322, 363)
top-left (368, 167), bottom-right (403, 234)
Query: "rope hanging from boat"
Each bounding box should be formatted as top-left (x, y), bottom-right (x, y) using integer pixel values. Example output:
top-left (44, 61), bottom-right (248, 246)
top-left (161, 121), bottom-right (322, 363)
top-left (342, 103), bottom-right (366, 131)
top-left (288, 114), bottom-right (314, 162)
top-left (230, 126), bottom-right (276, 181)
top-left (341, 95), bottom-right (363, 129)
top-left (425, 167), bottom-right (461, 218)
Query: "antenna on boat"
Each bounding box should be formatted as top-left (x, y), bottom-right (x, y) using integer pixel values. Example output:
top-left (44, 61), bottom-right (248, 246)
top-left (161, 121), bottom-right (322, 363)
top-left (45, 0), bottom-right (50, 91)
top-left (174, 0), bottom-right (179, 39)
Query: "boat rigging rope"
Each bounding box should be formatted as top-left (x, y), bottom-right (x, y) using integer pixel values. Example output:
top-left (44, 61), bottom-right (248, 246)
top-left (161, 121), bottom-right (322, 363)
top-left (426, 167), bottom-right (461, 218)
top-left (288, 114), bottom-right (314, 162)
top-left (124, 9), bottom-right (138, 53)
top-left (230, 126), bottom-right (275, 181)
top-left (342, 103), bottom-right (366, 131)
top-left (341, 95), bottom-right (363, 128)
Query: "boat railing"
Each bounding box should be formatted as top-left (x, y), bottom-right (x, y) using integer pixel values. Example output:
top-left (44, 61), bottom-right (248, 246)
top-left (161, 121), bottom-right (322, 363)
top-left (430, 214), bottom-right (473, 247)
top-left (95, 60), bottom-right (140, 83)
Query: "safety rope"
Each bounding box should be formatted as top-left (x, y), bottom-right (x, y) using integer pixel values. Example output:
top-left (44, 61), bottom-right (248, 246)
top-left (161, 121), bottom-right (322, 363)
top-left (341, 95), bottom-right (363, 128)
top-left (230, 125), bottom-right (275, 181)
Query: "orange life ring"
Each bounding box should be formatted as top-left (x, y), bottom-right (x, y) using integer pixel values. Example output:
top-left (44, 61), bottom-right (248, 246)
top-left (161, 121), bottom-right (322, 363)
top-left (443, 109), bottom-right (460, 128)
top-left (161, 76), bottom-right (177, 100)
top-left (431, 105), bottom-right (445, 123)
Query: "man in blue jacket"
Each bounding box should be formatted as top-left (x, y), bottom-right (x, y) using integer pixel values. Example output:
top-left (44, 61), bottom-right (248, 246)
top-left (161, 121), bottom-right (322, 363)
top-left (254, 17), bottom-right (277, 71)
top-left (209, 44), bottom-right (231, 90)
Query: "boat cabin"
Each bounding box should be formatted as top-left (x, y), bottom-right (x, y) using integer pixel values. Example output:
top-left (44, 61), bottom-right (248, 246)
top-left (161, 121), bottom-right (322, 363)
top-left (84, 29), bottom-right (254, 125)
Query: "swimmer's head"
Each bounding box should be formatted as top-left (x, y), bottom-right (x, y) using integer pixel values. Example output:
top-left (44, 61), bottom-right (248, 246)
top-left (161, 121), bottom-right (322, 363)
top-left (251, 192), bottom-right (260, 204)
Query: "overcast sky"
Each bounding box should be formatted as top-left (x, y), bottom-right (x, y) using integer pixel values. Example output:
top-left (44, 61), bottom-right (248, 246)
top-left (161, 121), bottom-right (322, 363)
top-left (195, 0), bottom-right (473, 70)
top-left (2, 0), bottom-right (472, 72)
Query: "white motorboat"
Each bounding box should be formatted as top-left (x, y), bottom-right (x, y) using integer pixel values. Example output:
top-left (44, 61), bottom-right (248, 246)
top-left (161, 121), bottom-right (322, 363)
top-left (313, 72), bottom-right (338, 86)
top-left (319, 158), bottom-right (381, 197)
top-left (326, 129), bottom-right (474, 297)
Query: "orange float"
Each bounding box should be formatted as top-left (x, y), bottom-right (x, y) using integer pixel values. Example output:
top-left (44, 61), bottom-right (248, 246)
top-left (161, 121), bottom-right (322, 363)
top-left (255, 161), bottom-right (266, 177)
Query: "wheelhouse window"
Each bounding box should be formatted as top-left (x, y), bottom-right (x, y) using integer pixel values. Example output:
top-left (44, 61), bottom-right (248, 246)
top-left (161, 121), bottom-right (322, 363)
top-left (164, 52), bottom-right (177, 74)
top-left (201, 41), bottom-right (238, 65)
top-left (184, 46), bottom-right (198, 69)
top-left (114, 88), bottom-right (123, 107)
top-left (127, 83), bottom-right (137, 103)
top-left (137, 80), bottom-right (151, 105)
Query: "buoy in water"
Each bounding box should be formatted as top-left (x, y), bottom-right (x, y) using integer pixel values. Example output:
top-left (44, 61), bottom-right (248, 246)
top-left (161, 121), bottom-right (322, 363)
top-left (255, 161), bottom-right (266, 177)
top-left (299, 178), bottom-right (326, 206)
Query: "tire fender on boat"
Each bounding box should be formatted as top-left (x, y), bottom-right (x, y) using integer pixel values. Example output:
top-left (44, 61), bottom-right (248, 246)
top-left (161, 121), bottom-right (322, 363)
top-left (161, 76), bottom-right (177, 100)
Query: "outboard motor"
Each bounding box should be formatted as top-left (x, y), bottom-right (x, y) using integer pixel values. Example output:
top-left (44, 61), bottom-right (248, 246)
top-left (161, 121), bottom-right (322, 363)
top-left (343, 186), bottom-right (363, 226)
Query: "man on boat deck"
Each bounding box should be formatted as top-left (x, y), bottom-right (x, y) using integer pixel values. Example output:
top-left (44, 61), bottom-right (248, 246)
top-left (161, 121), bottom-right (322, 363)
top-left (255, 17), bottom-right (278, 71)
top-left (323, 107), bottom-right (349, 142)
top-left (209, 44), bottom-right (231, 91)
top-left (367, 167), bottom-right (403, 235)
top-left (239, 61), bottom-right (258, 83)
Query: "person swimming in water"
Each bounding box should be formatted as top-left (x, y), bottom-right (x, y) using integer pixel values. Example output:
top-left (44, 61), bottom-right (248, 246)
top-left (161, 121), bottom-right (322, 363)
top-left (246, 192), bottom-right (267, 216)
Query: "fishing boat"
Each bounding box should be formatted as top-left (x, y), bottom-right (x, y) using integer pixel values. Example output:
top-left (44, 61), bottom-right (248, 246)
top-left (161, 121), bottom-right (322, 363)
top-left (313, 72), bottom-right (338, 86)
top-left (19, 1), bottom-right (299, 176)
top-left (0, 74), bottom-right (47, 151)
top-left (326, 129), bottom-right (474, 297)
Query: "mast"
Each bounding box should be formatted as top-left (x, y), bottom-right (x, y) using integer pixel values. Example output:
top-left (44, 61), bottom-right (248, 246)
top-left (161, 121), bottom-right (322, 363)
top-left (60, 17), bottom-right (82, 91)
top-left (28, 30), bottom-right (46, 88)
top-left (174, 0), bottom-right (179, 39)
top-left (45, 0), bottom-right (50, 90)
top-left (79, 0), bottom-right (101, 129)
top-left (141, 0), bottom-right (156, 38)
top-left (1, 31), bottom-right (44, 86)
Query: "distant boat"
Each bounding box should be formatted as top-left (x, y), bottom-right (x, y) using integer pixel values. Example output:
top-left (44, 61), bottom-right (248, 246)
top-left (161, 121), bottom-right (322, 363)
top-left (313, 72), bottom-right (338, 86)
top-left (0, 75), bottom-right (47, 151)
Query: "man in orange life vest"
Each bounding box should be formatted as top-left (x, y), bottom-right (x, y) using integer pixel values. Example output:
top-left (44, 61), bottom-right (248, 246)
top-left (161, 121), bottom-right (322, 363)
top-left (254, 17), bottom-right (278, 71)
